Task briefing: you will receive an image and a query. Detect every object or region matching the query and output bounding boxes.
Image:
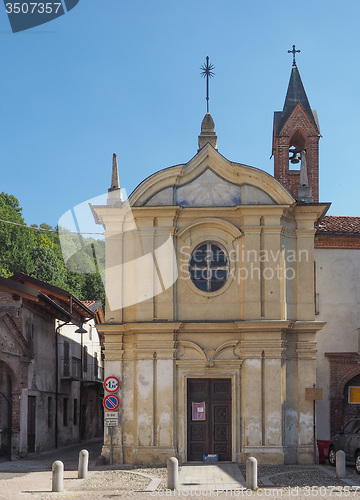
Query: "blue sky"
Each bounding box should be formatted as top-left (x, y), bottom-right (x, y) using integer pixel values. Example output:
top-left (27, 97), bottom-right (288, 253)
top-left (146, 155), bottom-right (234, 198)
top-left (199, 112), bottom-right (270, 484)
top-left (1, 0), bottom-right (359, 226)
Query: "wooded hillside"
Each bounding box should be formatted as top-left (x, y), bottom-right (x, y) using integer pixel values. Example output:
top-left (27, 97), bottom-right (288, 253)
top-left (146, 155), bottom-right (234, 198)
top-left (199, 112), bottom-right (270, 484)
top-left (0, 192), bottom-right (105, 305)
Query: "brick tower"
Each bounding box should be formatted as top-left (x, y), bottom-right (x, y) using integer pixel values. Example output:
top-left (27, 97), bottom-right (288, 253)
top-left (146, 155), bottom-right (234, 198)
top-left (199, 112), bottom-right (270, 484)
top-left (273, 58), bottom-right (321, 202)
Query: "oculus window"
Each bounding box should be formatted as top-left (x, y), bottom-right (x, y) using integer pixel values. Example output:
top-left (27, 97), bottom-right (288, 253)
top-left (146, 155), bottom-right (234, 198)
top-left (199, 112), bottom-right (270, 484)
top-left (189, 242), bottom-right (229, 292)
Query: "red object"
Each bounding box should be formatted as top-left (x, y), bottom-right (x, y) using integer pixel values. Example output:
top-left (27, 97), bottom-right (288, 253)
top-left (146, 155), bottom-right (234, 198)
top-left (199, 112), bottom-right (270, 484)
top-left (104, 376), bottom-right (120, 393)
top-left (317, 439), bottom-right (331, 463)
top-left (103, 394), bottom-right (120, 411)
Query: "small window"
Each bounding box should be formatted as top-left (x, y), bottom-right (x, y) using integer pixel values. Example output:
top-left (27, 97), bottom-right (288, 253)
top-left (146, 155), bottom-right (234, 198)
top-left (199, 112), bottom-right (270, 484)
top-left (94, 352), bottom-right (98, 378)
top-left (48, 397), bottom-right (52, 428)
top-left (189, 242), bottom-right (229, 292)
top-left (73, 398), bottom-right (78, 426)
top-left (26, 321), bottom-right (34, 358)
top-left (63, 398), bottom-right (68, 427)
top-left (63, 341), bottom-right (70, 377)
top-left (83, 346), bottom-right (88, 373)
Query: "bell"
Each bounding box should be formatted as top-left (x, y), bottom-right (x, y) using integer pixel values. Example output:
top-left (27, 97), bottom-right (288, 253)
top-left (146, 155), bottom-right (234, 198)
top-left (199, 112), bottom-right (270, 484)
top-left (290, 152), bottom-right (300, 164)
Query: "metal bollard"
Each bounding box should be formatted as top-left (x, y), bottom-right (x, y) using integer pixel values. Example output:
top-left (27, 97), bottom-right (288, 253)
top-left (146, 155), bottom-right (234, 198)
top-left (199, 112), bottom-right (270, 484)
top-left (78, 449), bottom-right (89, 479)
top-left (52, 460), bottom-right (64, 492)
top-left (167, 457), bottom-right (179, 490)
top-left (336, 450), bottom-right (346, 479)
top-left (246, 456), bottom-right (258, 490)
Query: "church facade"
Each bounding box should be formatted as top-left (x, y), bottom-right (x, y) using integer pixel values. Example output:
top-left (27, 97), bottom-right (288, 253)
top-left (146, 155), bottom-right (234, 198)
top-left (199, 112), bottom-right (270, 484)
top-left (94, 59), bottom-right (333, 465)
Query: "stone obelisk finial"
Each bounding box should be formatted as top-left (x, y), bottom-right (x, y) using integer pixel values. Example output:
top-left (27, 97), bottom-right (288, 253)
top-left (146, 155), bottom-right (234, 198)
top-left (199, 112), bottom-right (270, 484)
top-left (107, 153), bottom-right (123, 205)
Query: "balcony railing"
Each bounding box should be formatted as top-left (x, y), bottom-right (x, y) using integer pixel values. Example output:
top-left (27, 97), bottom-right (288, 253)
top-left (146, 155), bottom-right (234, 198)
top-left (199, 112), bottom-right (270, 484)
top-left (62, 356), bottom-right (81, 380)
top-left (62, 354), bottom-right (104, 382)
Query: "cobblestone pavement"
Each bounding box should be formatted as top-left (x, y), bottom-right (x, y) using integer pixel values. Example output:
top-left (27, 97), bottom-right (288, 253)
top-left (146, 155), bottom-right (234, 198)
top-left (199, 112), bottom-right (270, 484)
top-left (2, 442), bottom-right (360, 500)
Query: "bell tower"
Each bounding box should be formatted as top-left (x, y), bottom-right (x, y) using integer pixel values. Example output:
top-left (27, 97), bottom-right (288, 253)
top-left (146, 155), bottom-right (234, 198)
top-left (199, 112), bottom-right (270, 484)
top-left (273, 46), bottom-right (321, 202)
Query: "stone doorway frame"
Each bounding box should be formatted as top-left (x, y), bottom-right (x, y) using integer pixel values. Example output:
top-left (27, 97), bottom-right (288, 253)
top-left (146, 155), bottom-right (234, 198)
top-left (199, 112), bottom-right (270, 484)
top-left (187, 377), bottom-right (232, 461)
top-left (175, 362), bottom-right (242, 463)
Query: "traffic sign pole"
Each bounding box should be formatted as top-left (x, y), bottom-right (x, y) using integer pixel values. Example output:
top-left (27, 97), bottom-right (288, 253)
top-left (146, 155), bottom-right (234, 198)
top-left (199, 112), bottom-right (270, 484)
top-left (110, 427), bottom-right (113, 465)
top-left (103, 376), bottom-right (121, 465)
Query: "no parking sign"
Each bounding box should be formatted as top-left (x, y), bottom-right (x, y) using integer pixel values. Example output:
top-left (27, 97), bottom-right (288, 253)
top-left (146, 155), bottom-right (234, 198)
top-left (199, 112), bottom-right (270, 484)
top-left (103, 394), bottom-right (120, 411)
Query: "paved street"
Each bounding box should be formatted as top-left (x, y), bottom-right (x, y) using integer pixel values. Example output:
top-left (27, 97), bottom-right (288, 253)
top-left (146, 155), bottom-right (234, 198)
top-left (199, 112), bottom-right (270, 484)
top-left (2, 441), bottom-right (360, 499)
top-left (0, 438), bottom-right (103, 474)
top-left (0, 438), bottom-right (103, 499)
top-left (178, 463), bottom-right (246, 490)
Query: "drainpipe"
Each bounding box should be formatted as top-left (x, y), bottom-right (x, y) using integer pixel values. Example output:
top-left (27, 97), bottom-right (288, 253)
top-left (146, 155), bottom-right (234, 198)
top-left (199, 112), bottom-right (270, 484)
top-left (55, 321), bottom-right (69, 449)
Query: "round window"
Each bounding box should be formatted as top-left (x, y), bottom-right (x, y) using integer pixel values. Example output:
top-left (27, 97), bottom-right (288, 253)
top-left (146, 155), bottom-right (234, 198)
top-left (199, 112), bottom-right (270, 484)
top-left (189, 242), bottom-right (229, 292)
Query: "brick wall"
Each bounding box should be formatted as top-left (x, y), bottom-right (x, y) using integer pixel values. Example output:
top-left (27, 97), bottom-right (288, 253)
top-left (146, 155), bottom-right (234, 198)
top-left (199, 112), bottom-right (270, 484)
top-left (315, 235), bottom-right (360, 249)
top-left (0, 292), bottom-right (27, 435)
top-left (0, 292), bottom-right (23, 335)
top-left (0, 291), bottom-right (20, 303)
top-left (326, 353), bottom-right (360, 436)
top-left (343, 374), bottom-right (360, 423)
top-left (11, 391), bottom-right (21, 431)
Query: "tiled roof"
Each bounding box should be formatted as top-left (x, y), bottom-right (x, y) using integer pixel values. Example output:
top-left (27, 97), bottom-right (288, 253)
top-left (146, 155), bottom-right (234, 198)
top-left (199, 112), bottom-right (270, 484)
top-left (316, 216), bottom-right (360, 235)
top-left (82, 300), bottom-right (97, 308)
top-left (9, 273), bottom-right (95, 322)
top-left (81, 300), bottom-right (104, 323)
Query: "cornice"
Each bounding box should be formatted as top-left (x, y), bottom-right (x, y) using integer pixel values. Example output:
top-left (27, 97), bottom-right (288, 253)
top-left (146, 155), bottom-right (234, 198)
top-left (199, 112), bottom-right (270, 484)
top-left (98, 320), bottom-right (326, 335)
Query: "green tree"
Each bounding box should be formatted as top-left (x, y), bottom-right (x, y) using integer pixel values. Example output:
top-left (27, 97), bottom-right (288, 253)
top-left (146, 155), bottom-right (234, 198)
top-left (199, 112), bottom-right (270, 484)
top-left (0, 192), bottom-right (105, 307)
top-left (29, 246), bottom-right (66, 285)
top-left (0, 192), bottom-right (36, 276)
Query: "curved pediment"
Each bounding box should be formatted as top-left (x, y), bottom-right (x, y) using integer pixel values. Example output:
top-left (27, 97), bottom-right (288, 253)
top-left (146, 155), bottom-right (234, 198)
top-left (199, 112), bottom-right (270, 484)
top-left (130, 144), bottom-right (294, 207)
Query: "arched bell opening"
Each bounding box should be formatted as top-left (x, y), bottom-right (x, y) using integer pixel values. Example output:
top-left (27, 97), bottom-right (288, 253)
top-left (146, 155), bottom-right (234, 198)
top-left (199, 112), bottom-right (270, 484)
top-left (289, 131), bottom-right (306, 170)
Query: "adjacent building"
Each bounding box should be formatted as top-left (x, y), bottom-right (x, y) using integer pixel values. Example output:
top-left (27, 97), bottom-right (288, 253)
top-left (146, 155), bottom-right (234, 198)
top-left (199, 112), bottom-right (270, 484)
top-left (315, 217), bottom-right (360, 439)
top-left (0, 273), bottom-right (104, 459)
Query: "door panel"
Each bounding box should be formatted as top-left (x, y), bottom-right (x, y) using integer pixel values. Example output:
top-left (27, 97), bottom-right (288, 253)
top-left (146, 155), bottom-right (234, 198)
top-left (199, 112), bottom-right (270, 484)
top-left (211, 401), bottom-right (231, 460)
top-left (187, 378), bottom-right (231, 461)
top-left (187, 380), bottom-right (209, 461)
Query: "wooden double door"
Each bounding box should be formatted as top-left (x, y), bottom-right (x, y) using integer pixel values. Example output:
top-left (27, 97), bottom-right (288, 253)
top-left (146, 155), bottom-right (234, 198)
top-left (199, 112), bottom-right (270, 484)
top-left (187, 378), bottom-right (232, 461)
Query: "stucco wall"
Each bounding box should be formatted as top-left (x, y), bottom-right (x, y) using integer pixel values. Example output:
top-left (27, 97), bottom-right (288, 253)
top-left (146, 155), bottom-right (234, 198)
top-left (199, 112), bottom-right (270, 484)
top-left (20, 307), bottom-right (56, 454)
top-left (57, 320), bottom-right (103, 447)
top-left (23, 308), bottom-right (56, 393)
top-left (315, 249), bottom-right (360, 439)
top-left (59, 320), bottom-right (102, 382)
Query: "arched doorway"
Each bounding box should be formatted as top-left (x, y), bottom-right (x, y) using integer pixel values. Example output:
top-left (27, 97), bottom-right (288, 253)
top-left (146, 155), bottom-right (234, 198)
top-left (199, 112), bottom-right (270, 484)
top-left (326, 353), bottom-right (360, 436)
top-left (0, 362), bottom-right (12, 460)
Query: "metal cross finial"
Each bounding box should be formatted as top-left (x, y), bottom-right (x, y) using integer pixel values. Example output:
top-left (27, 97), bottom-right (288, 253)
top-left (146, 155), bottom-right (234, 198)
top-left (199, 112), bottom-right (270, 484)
top-left (200, 56), bottom-right (215, 113)
top-left (288, 45), bottom-right (301, 66)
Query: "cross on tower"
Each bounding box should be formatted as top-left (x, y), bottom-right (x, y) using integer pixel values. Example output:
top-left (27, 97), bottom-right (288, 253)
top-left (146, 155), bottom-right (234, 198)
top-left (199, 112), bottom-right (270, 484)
top-left (288, 45), bottom-right (300, 66)
top-left (200, 56), bottom-right (215, 113)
